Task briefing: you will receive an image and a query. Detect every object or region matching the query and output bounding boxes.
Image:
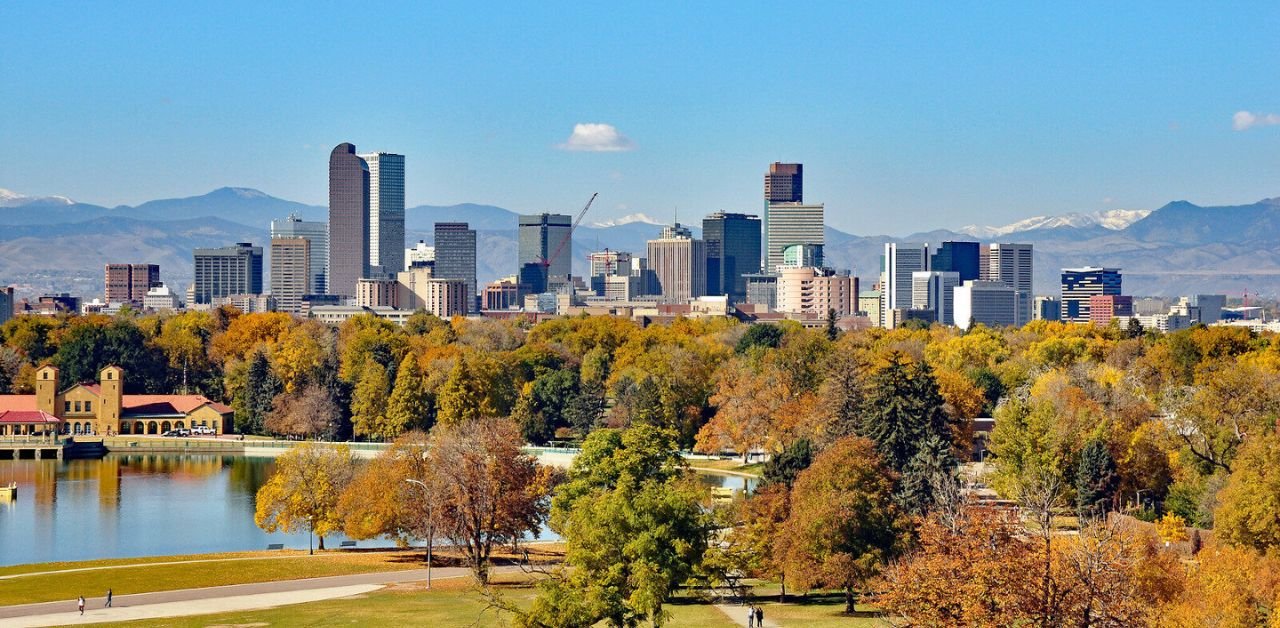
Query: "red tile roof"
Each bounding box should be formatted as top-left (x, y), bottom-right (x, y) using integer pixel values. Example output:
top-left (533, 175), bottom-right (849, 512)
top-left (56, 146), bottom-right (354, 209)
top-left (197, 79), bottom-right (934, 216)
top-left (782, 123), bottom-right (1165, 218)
top-left (0, 410), bottom-right (59, 424)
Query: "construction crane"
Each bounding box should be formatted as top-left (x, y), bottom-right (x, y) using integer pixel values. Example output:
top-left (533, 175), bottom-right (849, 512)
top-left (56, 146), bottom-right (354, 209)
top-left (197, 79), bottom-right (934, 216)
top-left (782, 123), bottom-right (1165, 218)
top-left (543, 192), bottom-right (598, 281)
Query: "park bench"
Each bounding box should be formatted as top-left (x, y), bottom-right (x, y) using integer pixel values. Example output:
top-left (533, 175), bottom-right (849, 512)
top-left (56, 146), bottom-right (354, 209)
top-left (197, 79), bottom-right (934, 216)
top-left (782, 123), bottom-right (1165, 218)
top-left (267, 543), bottom-right (284, 550)
top-left (339, 541), bottom-right (357, 549)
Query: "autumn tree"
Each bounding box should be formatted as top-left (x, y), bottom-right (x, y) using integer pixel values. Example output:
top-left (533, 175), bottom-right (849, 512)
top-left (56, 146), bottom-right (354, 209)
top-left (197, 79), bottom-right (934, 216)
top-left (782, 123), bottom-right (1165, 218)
top-left (778, 436), bottom-right (903, 612)
top-left (385, 353), bottom-right (432, 437)
top-left (254, 443), bottom-right (355, 551)
top-left (521, 425), bottom-right (708, 627)
top-left (432, 419), bottom-right (554, 584)
top-left (338, 431), bottom-right (437, 546)
top-left (878, 503), bottom-right (1038, 625)
top-left (265, 384), bottom-right (340, 439)
top-left (350, 358), bottom-right (392, 441)
top-left (1214, 430), bottom-right (1280, 552)
top-left (695, 358), bottom-right (783, 462)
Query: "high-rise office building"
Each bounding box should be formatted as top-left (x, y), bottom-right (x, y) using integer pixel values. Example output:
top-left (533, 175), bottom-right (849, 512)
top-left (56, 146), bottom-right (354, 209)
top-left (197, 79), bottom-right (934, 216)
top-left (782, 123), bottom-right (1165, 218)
top-left (433, 222), bottom-right (477, 311)
top-left (192, 243), bottom-right (263, 304)
top-left (270, 237), bottom-right (311, 314)
top-left (0, 287), bottom-right (12, 326)
top-left (954, 280), bottom-right (1018, 330)
top-left (881, 243), bottom-right (929, 326)
top-left (764, 202), bottom-right (824, 273)
top-left (104, 264), bottom-right (160, 304)
top-left (647, 227), bottom-right (706, 304)
top-left (912, 271), bottom-right (960, 325)
top-left (988, 243), bottom-right (1033, 325)
top-left (702, 211), bottom-right (761, 299)
top-left (765, 162), bottom-right (803, 203)
top-left (931, 241), bottom-right (981, 282)
top-left (1034, 296), bottom-right (1061, 321)
top-left (1060, 267), bottom-right (1122, 323)
top-left (518, 214), bottom-right (573, 285)
top-left (1189, 294), bottom-right (1226, 324)
top-left (359, 152), bottom-right (405, 276)
top-left (270, 214), bottom-right (328, 295)
top-left (781, 243), bottom-right (824, 269)
top-left (328, 143), bottom-right (370, 298)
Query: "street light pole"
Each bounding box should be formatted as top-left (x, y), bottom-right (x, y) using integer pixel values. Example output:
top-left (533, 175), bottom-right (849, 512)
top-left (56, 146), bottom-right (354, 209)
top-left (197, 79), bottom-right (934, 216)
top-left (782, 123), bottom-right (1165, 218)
top-left (308, 515), bottom-right (314, 555)
top-left (405, 478), bottom-right (433, 589)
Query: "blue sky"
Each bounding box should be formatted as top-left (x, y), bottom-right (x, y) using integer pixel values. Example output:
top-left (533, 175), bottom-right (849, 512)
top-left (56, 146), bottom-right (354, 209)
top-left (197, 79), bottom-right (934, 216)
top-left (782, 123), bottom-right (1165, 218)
top-left (1, 2), bottom-right (1277, 235)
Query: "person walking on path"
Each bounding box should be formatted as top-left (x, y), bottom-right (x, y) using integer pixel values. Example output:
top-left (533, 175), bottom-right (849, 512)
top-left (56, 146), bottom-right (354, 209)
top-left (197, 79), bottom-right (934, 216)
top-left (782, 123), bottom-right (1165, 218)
top-left (755, 605), bottom-right (764, 627)
top-left (746, 604), bottom-right (755, 627)
top-left (77, 596), bottom-right (84, 615)
top-left (106, 588), bottom-right (113, 607)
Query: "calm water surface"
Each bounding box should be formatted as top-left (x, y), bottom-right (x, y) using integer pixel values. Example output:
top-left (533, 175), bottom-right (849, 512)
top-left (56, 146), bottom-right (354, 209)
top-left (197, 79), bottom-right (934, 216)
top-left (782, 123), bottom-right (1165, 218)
top-left (0, 455), bottom-right (753, 566)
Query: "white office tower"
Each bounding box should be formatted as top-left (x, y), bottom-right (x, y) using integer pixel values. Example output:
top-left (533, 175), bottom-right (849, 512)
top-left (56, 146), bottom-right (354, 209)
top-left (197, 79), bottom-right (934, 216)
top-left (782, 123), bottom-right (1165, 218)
top-left (270, 214), bottom-right (328, 295)
top-left (954, 280), bottom-right (1018, 330)
top-left (764, 202), bottom-right (824, 273)
top-left (911, 271), bottom-right (960, 325)
top-left (359, 152), bottom-right (406, 276)
top-left (647, 229), bottom-right (707, 304)
top-left (882, 243), bottom-right (929, 327)
top-left (405, 240), bottom-right (435, 271)
top-left (988, 243), bottom-right (1033, 325)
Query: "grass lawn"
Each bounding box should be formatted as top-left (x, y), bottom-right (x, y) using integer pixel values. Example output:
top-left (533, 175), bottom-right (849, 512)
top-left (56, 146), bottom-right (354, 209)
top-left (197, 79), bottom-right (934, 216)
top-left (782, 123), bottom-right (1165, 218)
top-left (0, 550), bottom-right (428, 607)
top-left (81, 573), bottom-right (737, 628)
top-left (688, 459), bottom-right (763, 476)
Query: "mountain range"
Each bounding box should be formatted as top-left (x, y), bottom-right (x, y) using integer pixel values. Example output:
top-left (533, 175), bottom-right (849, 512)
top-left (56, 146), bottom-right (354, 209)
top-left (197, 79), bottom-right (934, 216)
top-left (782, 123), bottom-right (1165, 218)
top-left (1, 187), bottom-right (1277, 300)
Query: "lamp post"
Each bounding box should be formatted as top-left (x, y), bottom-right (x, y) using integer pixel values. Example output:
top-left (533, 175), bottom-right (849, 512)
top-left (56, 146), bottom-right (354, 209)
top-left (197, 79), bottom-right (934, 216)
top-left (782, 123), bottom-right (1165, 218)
top-left (405, 478), bottom-right (434, 588)
top-left (308, 515), bottom-right (314, 555)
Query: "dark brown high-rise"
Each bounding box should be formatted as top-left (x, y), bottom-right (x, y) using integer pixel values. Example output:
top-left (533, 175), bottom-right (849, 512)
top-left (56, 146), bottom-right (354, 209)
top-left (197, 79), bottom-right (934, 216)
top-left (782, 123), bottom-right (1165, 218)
top-left (328, 143), bottom-right (370, 298)
top-left (765, 162), bottom-right (803, 203)
top-left (104, 263), bottom-right (159, 304)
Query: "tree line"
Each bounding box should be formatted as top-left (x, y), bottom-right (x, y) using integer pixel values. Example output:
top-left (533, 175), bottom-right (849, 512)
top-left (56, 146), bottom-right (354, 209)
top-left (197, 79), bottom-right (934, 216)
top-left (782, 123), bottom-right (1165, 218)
top-left (6, 309), bottom-right (1280, 623)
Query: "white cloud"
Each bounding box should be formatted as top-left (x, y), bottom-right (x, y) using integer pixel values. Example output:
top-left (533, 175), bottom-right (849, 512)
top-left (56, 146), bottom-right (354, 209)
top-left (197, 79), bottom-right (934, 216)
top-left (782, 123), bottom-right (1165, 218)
top-left (1233, 110), bottom-right (1280, 131)
top-left (557, 123), bottom-right (635, 152)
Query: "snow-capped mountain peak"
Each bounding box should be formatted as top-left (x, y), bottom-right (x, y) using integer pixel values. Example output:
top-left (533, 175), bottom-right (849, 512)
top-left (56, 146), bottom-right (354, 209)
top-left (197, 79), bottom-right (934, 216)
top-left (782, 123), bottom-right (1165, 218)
top-left (959, 209), bottom-right (1150, 238)
top-left (0, 188), bottom-right (75, 208)
top-left (590, 213), bottom-right (663, 228)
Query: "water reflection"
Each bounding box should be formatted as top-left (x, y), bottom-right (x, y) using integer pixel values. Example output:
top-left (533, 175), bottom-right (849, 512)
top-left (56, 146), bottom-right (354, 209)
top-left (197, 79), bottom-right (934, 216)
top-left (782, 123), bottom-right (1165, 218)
top-left (0, 455), bottom-right (759, 566)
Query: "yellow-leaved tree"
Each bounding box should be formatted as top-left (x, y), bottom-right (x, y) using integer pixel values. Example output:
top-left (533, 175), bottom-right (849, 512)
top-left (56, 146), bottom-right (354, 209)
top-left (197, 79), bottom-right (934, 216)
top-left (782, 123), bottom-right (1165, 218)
top-left (254, 443), bottom-right (355, 552)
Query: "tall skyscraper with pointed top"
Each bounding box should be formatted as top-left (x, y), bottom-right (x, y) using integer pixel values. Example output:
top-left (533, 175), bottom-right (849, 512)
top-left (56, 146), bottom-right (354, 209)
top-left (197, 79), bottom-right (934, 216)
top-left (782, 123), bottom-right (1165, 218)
top-left (328, 143), bottom-right (370, 298)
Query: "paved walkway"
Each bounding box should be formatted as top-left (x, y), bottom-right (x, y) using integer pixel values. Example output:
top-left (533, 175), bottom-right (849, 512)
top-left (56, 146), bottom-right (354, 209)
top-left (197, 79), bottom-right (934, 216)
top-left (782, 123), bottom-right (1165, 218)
top-left (0, 553), bottom-right (321, 580)
top-left (0, 566), bottom-right (517, 627)
top-left (715, 603), bottom-right (781, 627)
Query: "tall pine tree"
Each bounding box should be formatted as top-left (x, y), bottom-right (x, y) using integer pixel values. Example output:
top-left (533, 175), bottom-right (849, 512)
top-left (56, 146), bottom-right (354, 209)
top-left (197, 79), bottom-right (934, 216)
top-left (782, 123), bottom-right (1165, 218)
top-left (859, 351), bottom-right (951, 473)
top-left (385, 353), bottom-right (432, 437)
top-left (1075, 437), bottom-right (1117, 518)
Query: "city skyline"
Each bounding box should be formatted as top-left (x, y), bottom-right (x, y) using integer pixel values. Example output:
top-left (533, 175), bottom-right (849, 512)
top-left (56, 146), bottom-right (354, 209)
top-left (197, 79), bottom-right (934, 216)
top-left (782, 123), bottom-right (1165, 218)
top-left (2, 4), bottom-right (1277, 236)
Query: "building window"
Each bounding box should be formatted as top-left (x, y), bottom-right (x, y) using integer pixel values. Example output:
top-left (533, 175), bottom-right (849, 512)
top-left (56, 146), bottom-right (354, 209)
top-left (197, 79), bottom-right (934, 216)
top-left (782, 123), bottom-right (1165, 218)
top-left (64, 401), bottom-right (71, 413)
top-left (74, 401), bottom-right (81, 412)
top-left (85, 401), bottom-right (92, 412)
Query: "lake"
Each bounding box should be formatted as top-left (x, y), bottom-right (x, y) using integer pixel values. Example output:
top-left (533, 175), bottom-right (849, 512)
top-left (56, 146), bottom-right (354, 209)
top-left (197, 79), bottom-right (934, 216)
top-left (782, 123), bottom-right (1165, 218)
top-left (0, 454), bottom-right (755, 567)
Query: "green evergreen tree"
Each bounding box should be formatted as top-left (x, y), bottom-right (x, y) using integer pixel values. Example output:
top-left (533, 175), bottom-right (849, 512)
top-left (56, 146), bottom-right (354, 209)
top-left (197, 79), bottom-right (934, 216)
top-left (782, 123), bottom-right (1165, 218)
top-left (762, 438), bottom-right (814, 488)
top-left (859, 352), bottom-right (951, 473)
top-left (566, 378), bottom-right (607, 434)
top-left (1076, 437), bottom-right (1117, 518)
top-left (826, 308), bottom-right (839, 341)
top-left (897, 434), bottom-right (959, 515)
top-left (238, 350), bottom-right (280, 435)
top-left (385, 354), bottom-right (432, 437)
top-left (736, 324), bottom-right (784, 354)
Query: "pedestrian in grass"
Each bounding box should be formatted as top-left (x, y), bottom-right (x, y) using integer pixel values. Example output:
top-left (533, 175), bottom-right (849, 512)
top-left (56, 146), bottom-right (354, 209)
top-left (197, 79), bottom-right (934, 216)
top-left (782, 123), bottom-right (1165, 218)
top-left (77, 596), bottom-right (84, 615)
top-left (106, 588), bottom-right (112, 607)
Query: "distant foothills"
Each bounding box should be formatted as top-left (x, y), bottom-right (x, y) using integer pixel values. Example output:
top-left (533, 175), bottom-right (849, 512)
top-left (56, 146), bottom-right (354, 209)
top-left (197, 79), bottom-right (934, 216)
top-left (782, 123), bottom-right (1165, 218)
top-left (1, 186), bottom-right (1279, 298)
